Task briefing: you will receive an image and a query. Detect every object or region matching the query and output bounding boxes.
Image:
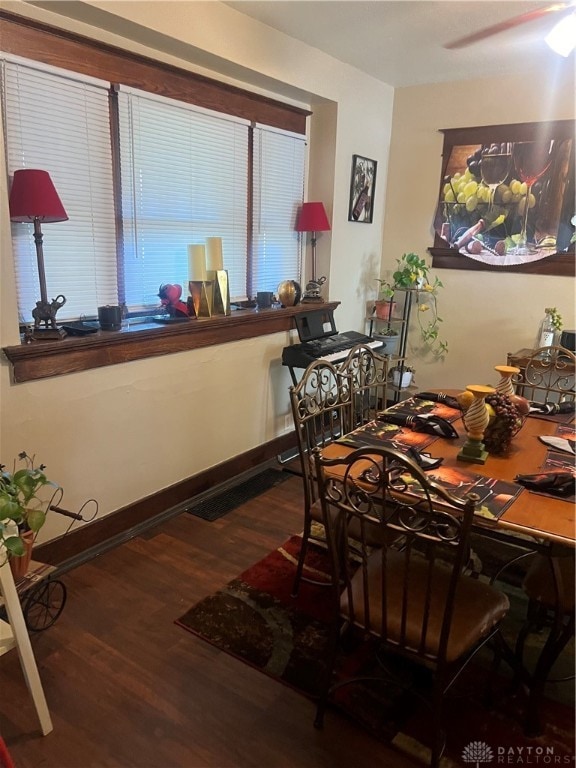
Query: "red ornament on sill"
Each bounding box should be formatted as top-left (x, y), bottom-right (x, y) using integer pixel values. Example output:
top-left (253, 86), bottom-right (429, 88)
top-left (158, 284), bottom-right (189, 317)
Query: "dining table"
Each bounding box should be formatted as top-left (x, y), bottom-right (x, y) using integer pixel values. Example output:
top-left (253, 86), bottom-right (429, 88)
top-left (323, 390), bottom-right (575, 553)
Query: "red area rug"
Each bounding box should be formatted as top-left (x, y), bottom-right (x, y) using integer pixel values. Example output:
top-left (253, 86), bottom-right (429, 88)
top-left (176, 535), bottom-right (575, 765)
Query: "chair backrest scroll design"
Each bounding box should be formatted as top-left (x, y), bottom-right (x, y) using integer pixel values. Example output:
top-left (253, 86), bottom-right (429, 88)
top-left (312, 444), bottom-right (478, 664)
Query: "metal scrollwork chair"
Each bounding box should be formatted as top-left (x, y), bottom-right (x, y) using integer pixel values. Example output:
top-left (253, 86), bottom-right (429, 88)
top-left (509, 345), bottom-right (576, 404)
top-left (337, 343), bottom-right (389, 430)
top-left (312, 445), bottom-right (510, 768)
top-left (288, 359), bottom-right (353, 596)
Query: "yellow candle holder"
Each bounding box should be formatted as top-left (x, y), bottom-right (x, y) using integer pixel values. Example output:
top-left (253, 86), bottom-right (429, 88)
top-left (457, 384), bottom-right (495, 464)
top-left (494, 364), bottom-right (520, 397)
top-left (208, 269), bottom-right (231, 316)
top-left (188, 280), bottom-right (213, 318)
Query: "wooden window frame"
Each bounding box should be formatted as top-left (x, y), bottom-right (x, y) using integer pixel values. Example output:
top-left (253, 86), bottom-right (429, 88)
top-left (1, 10), bottom-right (315, 383)
top-left (0, 12), bottom-right (309, 132)
top-left (3, 302), bottom-right (340, 383)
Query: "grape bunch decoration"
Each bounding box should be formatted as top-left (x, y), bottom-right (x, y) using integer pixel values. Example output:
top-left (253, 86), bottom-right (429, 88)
top-left (483, 392), bottom-right (525, 454)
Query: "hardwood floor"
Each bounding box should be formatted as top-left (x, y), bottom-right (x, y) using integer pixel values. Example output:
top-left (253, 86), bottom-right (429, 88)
top-left (0, 472), bottom-right (419, 768)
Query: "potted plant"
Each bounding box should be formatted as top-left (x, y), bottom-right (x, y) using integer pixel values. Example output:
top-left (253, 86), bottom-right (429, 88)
top-left (373, 279), bottom-right (397, 320)
top-left (0, 452), bottom-right (58, 579)
top-left (376, 252), bottom-right (448, 358)
top-left (391, 252), bottom-right (433, 290)
top-left (377, 327), bottom-right (402, 356)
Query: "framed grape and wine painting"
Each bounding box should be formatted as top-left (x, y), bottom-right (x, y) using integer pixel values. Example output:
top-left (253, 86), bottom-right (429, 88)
top-left (429, 120), bottom-right (575, 276)
top-left (348, 154), bottom-right (377, 223)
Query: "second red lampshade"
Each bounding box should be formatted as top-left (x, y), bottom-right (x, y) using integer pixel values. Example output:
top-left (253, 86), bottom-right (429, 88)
top-left (295, 201), bottom-right (330, 233)
top-left (295, 202), bottom-right (331, 287)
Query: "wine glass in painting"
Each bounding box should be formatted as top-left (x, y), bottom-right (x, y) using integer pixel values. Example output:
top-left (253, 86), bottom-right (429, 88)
top-left (511, 140), bottom-right (556, 256)
top-left (480, 144), bottom-right (512, 210)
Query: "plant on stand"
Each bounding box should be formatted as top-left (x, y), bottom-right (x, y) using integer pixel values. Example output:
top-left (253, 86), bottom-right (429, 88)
top-left (373, 278), bottom-right (397, 321)
top-left (0, 452), bottom-right (58, 577)
top-left (376, 252), bottom-right (448, 358)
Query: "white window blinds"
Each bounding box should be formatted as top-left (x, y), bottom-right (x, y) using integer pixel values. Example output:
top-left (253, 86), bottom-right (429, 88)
top-left (118, 87), bottom-right (250, 306)
top-left (1, 56), bottom-right (117, 322)
top-left (252, 125), bottom-right (306, 294)
top-left (2, 55), bottom-right (307, 320)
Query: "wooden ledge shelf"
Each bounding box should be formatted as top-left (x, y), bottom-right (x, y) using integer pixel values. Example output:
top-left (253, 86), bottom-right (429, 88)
top-left (3, 302), bottom-right (340, 383)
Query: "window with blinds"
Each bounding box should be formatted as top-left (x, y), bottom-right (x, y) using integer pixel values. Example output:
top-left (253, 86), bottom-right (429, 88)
top-left (1, 54), bottom-right (307, 322)
top-left (1, 57), bottom-right (117, 322)
top-left (253, 125), bottom-right (306, 293)
top-left (118, 86), bottom-right (250, 306)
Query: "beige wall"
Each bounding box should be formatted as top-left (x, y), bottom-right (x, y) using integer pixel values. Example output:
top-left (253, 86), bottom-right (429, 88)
top-left (1, 2), bottom-right (574, 544)
top-left (0, 1), bottom-right (394, 542)
top-left (383, 72), bottom-right (575, 390)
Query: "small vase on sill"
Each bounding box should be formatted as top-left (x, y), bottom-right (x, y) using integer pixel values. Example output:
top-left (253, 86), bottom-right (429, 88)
top-left (277, 280), bottom-right (301, 307)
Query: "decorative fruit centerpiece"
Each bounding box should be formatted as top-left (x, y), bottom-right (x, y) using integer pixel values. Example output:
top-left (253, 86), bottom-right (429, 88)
top-left (457, 372), bottom-right (529, 455)
top-left (483, 392), bottom-right (528, 454)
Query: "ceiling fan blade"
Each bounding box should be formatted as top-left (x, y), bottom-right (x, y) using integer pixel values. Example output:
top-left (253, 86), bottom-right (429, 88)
top-left (445, 3), bottom-right (573, 49)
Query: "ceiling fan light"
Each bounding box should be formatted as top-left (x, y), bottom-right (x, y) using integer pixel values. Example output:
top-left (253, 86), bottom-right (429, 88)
top-left (545, 12), bottom-right (576, 56)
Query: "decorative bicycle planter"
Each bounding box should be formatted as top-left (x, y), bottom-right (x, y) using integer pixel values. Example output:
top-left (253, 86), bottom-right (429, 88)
top-left (1, 496), bottom-right (98, 632)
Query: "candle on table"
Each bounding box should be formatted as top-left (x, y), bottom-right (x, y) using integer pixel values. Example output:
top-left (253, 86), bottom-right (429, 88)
top-left (188, 244), bottom-right (207, 281)
top-left (206, 237), bottom-right (223, 271)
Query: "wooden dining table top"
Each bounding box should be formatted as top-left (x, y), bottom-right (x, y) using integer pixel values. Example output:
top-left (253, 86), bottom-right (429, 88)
top-left (425, 411), bottom-right (575, 548)
top-left (322, 395), bottom-right (575, 550)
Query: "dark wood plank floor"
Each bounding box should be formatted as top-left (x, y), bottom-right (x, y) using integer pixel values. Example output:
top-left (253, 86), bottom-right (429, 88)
top-left (0, 472), bottom-right (419, 768)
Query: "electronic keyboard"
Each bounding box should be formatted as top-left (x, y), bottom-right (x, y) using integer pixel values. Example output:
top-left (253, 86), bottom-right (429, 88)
top-left (282, 331), bottom-right (382, 369)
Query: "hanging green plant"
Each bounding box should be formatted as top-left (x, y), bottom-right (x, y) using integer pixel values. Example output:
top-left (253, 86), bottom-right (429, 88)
top-left (375, 253), bottom-right (448, 358)
top-left (416, 289), bottom-right (448, 358)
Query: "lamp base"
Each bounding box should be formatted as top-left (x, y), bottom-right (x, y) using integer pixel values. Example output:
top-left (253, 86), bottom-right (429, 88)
top-left (302, 276), bottom-right (326, 303)
top-left (32, 327), bottom-right (67, 341)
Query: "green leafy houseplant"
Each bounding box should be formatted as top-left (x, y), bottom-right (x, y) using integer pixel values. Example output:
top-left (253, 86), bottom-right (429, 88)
top-left (374, 279), bottom-right (395, 301)
top-left (392, 252), bottom-right (434, 290)
top-left (376, 253), bottom-right (448, 358)
top-left (0, 452), bottom-right (57, 562)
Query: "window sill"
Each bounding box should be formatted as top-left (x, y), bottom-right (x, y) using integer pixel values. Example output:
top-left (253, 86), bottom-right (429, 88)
top-left (3, 302), bottom-right (340, 383)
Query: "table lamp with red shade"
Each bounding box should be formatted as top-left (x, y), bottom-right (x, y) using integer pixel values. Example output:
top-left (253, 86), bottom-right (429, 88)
top-left (9, 169), bottom-right (68, 339)
top-left (295, 201), bottom-right (330, 301)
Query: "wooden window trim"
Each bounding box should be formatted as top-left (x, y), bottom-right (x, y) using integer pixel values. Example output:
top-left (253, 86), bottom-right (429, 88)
top-left (0, 11), bottom-right (310, 134)
top-left (2, 303), bottom-right (340, 383)
top-left (1, 11), bottom-right (317, 383)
